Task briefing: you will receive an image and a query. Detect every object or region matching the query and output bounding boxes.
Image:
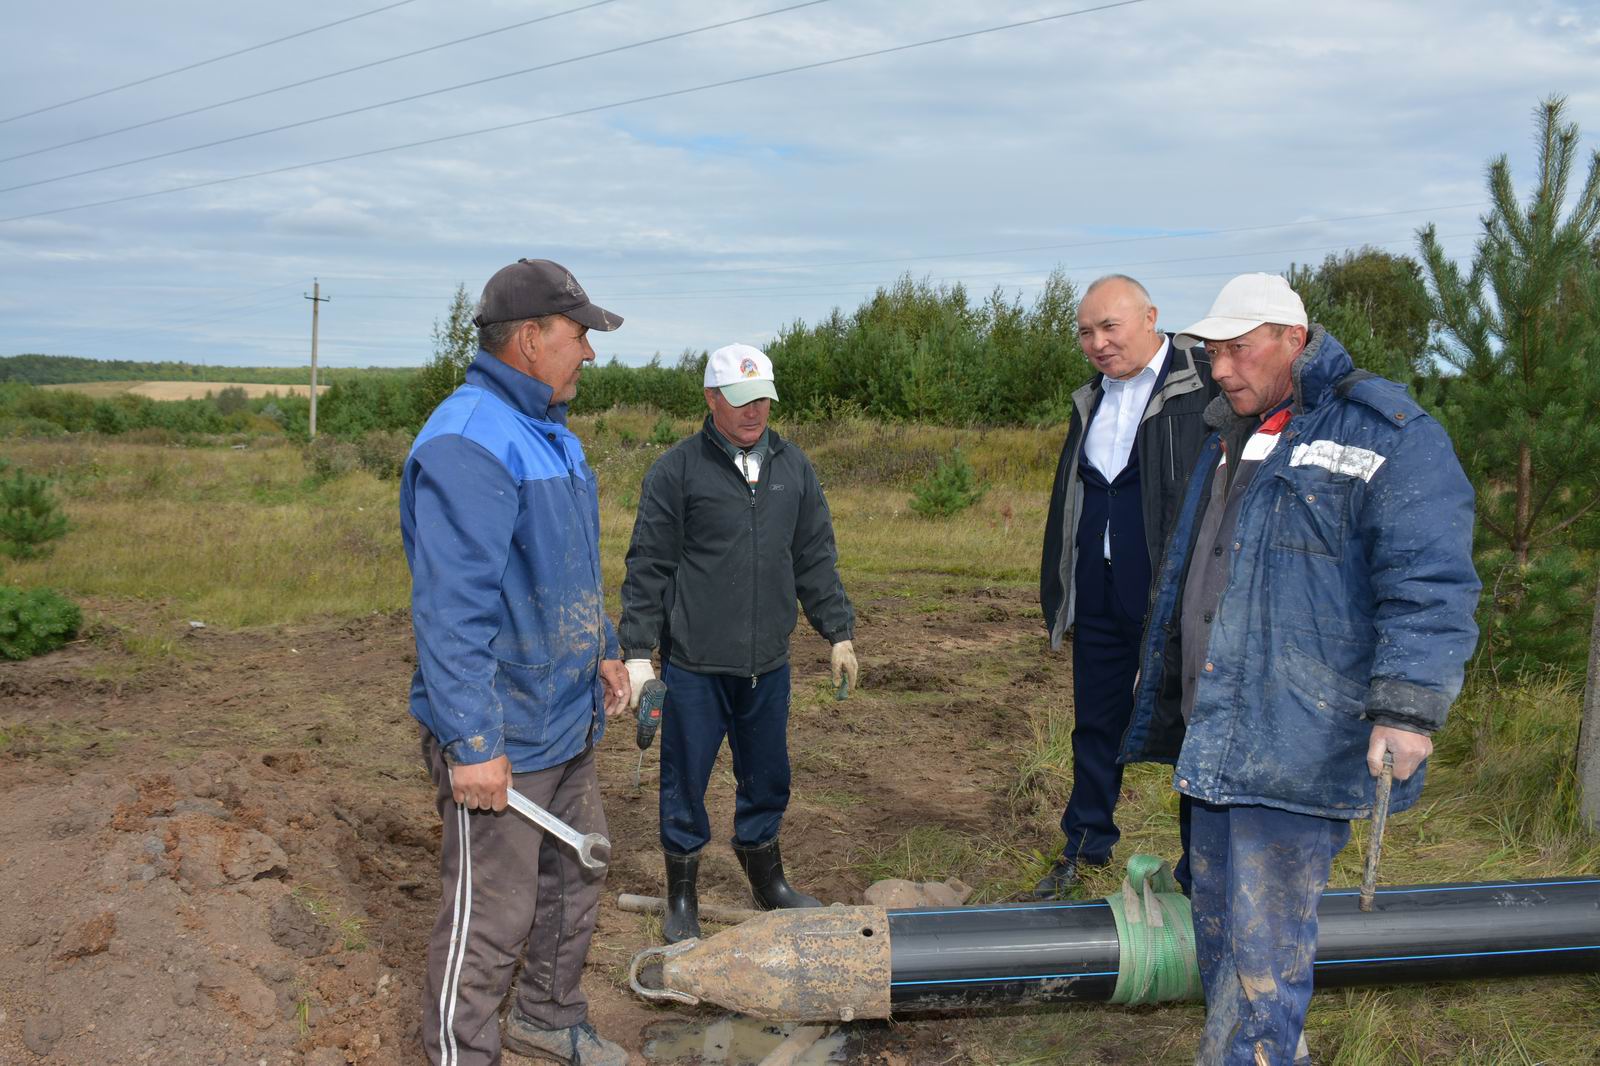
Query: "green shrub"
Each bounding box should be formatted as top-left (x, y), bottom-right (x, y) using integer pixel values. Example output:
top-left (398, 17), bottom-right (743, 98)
top-left (0, 464), bottom-right (69, 559)
top-left (0, 586), bottom-right (81, 660)
top-left (213, 386), bottom-right (250, 415)
top-left (303, 436), bottom-right (361, 482)
top-left (909, 447), bottom-right (987, 518)
top-left (354, 429), bottom-right (413, 480)
top-left (91, 400), bottom-right (133, 434)
top-left (649, 413), bottom-right (678, 446)
top-left (0, 416), bottom-right (68, 438)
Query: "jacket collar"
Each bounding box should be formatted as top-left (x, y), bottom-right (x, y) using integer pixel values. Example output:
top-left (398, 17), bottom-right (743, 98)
top-left (1074, 332), bottom-right (1197, 419)
top-left (700, 414), bottom-right (785, 456)
top-left (1203, 324), bottom-right (1353, 431)
top-left (465, 348), bottom-right (564, 423)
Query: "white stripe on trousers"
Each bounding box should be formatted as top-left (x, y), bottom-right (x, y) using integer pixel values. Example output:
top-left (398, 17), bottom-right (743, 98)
top-left (437, 803), bottom-right (472, 1065)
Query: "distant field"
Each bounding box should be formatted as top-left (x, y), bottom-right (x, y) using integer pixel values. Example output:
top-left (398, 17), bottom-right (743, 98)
top-left (40, 380), bottom-right (329, 400)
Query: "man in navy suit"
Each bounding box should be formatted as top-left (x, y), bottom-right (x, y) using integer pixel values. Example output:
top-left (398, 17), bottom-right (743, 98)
top-left (1037, 275), bottom-right (1218, 897)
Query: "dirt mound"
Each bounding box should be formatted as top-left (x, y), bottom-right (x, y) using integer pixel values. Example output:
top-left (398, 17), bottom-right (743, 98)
top-left (0, 755), bottom-right (424, 1065)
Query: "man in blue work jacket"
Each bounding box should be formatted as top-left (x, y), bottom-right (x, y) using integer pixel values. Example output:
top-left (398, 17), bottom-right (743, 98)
top-left (1121, 273), bottom-right (1480, 1064)
top-left (401, 259), bottom-right (631, 1066)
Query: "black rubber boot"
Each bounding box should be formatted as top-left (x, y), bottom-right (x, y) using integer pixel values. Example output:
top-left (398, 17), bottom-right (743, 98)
top-left (662, 850), bottom-right (702, 944)
top-left (734, 838), bottom-right (821, 910)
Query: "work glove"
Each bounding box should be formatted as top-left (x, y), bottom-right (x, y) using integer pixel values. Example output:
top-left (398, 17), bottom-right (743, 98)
top-left (830, 640), bottom-right (858, 692)
top-left (625, 658), bottom-right (656, 711)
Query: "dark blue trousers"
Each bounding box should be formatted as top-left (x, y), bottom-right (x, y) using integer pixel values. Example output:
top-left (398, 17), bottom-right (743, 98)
top-left (1190, 802), bottom-right (1351, 1065)
top-left (1061, 559), bottom-right (1146, 866)
top-left (658, 662), bottom-right (792, 855)
top-left (1062, 558), bottom-right (1193, 889)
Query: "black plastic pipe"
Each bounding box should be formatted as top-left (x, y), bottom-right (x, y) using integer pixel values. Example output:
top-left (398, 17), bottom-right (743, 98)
top-left (888, 877), bottom-right (1600, 1012)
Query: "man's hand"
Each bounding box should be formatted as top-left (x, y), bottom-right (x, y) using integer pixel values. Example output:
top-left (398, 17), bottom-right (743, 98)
top-left (1368, 724), bottom-right (1432, 781)
top-left (624, 658), bottom-right (656, 711)
top-left (601, 658), bottom-right (630, 719)
top-left (831, 640), bottom-right (858, 689)
top-left (450, 755), bottom-right (511, 811)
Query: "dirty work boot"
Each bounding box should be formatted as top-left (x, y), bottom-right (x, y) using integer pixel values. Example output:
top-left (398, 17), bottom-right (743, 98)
top-left (734, 838), bottom-right (821, 910)
top-left (503, 1012), bottom-right (627, 1066)
top-left (663, 850), bottom-right (702, 943)
top-left (1032, 854), bottom-right (1110, 900)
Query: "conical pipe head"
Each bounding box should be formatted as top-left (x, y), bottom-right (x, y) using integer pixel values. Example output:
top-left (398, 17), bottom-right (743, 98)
top-left (661, 904), bottom-right (892, 1022)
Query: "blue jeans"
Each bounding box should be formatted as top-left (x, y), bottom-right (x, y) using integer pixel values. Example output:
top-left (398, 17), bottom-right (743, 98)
top-left (1189, 802), bottom-right (1350, 1065)
top-left (658, 662), bottom-right (791, 855)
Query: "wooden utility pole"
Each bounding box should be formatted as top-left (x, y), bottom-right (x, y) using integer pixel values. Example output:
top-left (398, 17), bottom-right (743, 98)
top-left (304, 278), bottom-right (330, 438)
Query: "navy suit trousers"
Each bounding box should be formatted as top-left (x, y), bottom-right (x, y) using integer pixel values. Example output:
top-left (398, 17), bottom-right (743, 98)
top-left (1061, 559), bottom-right (1146, 865)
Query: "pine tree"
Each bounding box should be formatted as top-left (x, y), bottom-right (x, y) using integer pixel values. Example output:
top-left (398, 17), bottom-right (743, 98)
top-left (1418, 96), bottom-right (1600, 671)
top-left (414, 284), bottom-right (479, 419)
top-left (0, 462), bottom-right (69, 560)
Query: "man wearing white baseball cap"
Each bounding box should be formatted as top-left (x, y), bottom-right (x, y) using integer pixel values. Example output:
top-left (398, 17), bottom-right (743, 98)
top-left (1119, 273), bottom-right (1480, 1064)
top-left (619, 343), bottom-right (858, 943)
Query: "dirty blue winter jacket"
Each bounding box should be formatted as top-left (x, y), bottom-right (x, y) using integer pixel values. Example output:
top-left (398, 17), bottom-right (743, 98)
top-left (401, 351), bottom-right (619, 773)
top-left (1120, 328), bottom-right (1480, 818)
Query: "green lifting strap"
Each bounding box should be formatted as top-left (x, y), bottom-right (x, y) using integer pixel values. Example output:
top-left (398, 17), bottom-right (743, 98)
top-left (1104, 853), bottom-right (1204, 1005)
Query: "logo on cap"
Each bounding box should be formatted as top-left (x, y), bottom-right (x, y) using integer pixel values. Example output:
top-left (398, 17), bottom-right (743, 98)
top-left (565, 273), bottom-right (584, 300)
top-left (739, 357), bottom-right (759, 378)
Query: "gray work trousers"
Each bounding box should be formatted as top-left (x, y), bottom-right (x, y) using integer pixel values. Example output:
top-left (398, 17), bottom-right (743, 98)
top-left (419, 724), bottom-right (609, 1066)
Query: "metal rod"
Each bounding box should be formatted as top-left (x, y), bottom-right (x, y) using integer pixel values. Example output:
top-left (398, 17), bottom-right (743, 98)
top-left (1359, 751), bottom-right (1394, 912)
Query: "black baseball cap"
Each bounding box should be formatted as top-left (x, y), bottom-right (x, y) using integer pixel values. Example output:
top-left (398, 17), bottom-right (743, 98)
top-left (473, 258), bottom-right (623, 332)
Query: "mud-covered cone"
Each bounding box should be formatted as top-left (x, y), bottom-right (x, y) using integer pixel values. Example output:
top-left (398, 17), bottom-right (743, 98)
top-left (661, 905), bottom-right (892, 1022)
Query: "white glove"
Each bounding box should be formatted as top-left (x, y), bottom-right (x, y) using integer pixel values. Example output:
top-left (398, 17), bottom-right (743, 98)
top-left (830, 640), bottom-right (858, 691)
top-left (625, 658), bottom-right (656, 711)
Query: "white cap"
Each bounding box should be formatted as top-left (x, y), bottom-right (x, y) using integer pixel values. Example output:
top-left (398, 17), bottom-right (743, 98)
top-left (703, 343), bottom-right (778, 406)
top-left (1174, 273), bottom-right (1308, 349)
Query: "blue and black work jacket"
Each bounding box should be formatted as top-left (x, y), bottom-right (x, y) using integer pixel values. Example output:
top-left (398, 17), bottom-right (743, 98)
top-left (1120, 328), bottom-right (1481, 818)
top-left (400, 350), bottom-right (619, 772)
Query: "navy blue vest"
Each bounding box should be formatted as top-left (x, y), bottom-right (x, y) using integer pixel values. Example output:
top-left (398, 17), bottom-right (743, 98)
top-left (1074, 355), bottom-right (1172, 620)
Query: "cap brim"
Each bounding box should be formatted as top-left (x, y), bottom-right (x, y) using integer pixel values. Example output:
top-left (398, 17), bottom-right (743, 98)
top-left (1173, 315), bottom-right (1271, 350)
top-left (719, 380), bottom-right (778, 406)
top-left (565, 301), bottom-right (624, 332)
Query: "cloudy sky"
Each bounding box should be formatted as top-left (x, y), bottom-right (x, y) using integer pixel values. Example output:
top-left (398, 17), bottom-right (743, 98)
top-left (2, 0), bottom-right (1597, 369)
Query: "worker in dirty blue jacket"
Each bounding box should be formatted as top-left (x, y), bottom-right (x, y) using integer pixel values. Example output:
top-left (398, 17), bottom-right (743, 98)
top-left (1120, 273), bottom-right (1480, 1065)
top-left (401, 259), bottom-right (630, 1066)
top-left (618, 343), bottom-right (857, 944)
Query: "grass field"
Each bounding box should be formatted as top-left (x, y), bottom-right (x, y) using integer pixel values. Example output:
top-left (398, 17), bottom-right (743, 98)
top-left (39, 380), bottom-right (330, 400)
top-left (4, 418), bottom-right (1599, 1065)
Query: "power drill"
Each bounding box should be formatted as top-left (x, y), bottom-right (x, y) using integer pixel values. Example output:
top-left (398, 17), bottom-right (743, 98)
top-left (632, 678), bottom-right (667, 792)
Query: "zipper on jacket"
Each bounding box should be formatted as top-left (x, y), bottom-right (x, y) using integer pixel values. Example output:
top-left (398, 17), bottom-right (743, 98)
top-left (749, 477), bottom-right (758, 685)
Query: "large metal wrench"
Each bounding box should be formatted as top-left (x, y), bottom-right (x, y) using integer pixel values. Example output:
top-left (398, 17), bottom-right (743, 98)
top-left (504, 786), bottom-right (611, 871)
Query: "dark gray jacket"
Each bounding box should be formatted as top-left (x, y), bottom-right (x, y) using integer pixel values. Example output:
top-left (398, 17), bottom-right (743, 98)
top-left (620, 417), bottom-right (854, 678)
top-left (1041, 337), bottom-right (1218, 649)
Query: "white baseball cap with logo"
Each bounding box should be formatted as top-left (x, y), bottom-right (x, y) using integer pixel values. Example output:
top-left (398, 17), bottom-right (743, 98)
top-left (1174, 272), bottom-right (1309, 350)
top-left (704, 343), bottom-right (778, 406)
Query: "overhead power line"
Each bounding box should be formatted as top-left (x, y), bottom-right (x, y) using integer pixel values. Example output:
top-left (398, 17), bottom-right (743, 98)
top-left (578, 202), bottom-right (1490, 280)
top-left (331, 229), bottom-right (1479, 302)
top-left (0, 0), bottom-right (1150, 223)
top-left (0, 0), bottom-right (421, 127)
top-left (0, 0), bottom-right (621, 165)
top-left (1, 0), bottom-right (840, 194)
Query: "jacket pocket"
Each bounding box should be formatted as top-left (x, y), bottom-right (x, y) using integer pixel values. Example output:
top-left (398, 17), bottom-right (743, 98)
top-left (494, 658), bottom-right (553, 745)
top-left (1280, 643), bottom-right (1368, 717)
top-left (1270, 471), bottom-right (1351, 560)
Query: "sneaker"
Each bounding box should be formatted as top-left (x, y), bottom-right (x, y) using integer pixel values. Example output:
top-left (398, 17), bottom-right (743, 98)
top-left (503, 1013), bottom-right (627, 1066)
